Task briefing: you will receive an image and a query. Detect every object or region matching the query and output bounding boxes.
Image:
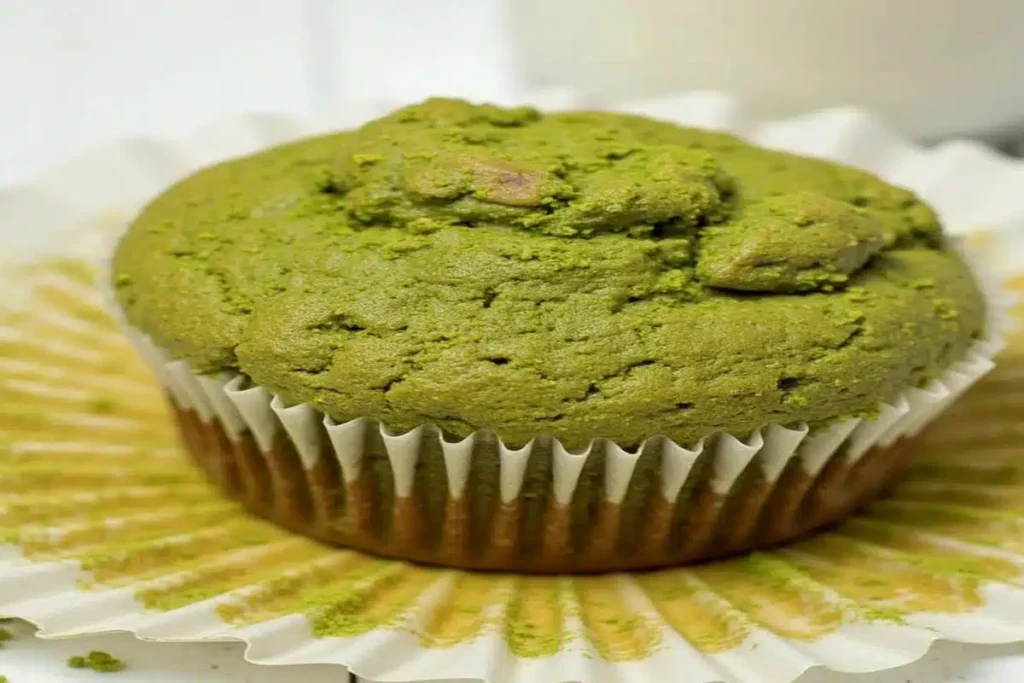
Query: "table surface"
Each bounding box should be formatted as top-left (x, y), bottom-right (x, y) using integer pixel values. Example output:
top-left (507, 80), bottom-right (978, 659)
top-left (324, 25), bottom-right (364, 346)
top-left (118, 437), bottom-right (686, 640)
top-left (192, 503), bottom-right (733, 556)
top-left (1, 2), bottom-right (1022, 681)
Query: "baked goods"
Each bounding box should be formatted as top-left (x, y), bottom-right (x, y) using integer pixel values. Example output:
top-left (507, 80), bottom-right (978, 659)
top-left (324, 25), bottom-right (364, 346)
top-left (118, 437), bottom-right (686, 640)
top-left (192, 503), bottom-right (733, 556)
top-left (111, 99), bottom-right (989, 571)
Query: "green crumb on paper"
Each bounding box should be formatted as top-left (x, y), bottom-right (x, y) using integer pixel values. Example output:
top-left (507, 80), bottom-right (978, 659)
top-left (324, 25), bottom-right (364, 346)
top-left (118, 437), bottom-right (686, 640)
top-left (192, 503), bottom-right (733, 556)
top-left (0, 628), bottom-right (11, 645)
top-left (0, 674), bottom-right (8, 683)
top-left (67, 651), bottom-right (125, 673)
top-left (858, 604), bottom-right (908, 625)
top-left (88, 396), bottom-right (115, 413)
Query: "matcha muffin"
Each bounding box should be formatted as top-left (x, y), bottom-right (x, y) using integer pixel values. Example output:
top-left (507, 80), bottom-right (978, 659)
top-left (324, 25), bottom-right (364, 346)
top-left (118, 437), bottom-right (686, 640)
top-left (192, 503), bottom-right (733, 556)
top-left (111, 98), bottom-right (993, 572)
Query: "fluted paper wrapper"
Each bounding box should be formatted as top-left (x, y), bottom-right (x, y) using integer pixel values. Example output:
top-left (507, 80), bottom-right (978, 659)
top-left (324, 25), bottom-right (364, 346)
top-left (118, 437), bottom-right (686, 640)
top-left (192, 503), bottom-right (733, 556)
top-left (2, 93), bottom-right (1024, 683)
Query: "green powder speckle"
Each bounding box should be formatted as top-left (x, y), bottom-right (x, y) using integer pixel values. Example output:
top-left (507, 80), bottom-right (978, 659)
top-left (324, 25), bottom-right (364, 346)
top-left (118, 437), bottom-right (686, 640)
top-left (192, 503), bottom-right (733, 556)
top-left (88, 396), bottom-right (115, 414)
top-left (67, 651), bottom-right (125, 673)
top-left (306, 567), bottom-right (440, 638)
top-left (112, 98), bottom-right (985, 449)
top-left (503, 578), bottom-right (569, 658)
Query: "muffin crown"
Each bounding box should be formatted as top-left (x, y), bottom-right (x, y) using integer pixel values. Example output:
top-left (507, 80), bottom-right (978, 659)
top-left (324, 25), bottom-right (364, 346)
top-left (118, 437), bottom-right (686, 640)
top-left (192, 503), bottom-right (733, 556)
top-left (112, 99), bottom-right (984, 448)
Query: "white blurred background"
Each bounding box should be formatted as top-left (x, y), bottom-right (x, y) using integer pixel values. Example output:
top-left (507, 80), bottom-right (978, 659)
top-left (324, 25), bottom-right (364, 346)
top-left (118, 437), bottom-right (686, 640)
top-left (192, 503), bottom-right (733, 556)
top-left (0, 0), bottom-right (520, 187)
top-left (4, 0), bottom-right (1024, 188)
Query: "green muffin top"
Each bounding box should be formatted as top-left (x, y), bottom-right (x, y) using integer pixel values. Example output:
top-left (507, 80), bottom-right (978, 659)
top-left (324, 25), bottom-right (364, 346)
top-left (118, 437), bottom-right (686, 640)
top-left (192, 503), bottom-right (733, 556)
top-left (112, 98), bottom-right (985, 448)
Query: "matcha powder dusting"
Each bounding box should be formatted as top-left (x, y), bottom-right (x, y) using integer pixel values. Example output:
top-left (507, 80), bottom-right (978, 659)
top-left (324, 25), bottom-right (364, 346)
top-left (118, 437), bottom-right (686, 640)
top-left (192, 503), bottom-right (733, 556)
top-left (113, 98), bottom-right (986, 448)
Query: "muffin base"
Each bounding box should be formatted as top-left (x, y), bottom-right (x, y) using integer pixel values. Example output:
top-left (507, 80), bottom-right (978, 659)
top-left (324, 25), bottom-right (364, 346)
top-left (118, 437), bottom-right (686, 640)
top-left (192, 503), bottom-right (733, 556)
top-left (170, 399), bottom-right (923, 573)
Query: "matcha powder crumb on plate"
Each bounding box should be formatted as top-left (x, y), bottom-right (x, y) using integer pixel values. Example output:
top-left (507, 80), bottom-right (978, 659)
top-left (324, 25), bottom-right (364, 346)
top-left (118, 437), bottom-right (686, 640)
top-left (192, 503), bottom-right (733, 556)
top-left (67, 651), bottom-right (125, 673)
top-left (108, 97), bottom-right (1003, 573)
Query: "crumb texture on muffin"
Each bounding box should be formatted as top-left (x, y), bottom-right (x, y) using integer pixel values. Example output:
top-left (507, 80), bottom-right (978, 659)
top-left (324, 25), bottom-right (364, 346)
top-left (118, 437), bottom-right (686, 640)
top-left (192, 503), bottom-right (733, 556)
top-left (112, 98), bottom-right (985, 448)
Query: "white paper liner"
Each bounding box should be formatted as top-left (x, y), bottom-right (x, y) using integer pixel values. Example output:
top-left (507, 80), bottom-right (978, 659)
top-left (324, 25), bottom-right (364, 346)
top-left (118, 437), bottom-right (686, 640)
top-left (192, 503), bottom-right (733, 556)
top-left (1, 92), bottom-right (1023, 683)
